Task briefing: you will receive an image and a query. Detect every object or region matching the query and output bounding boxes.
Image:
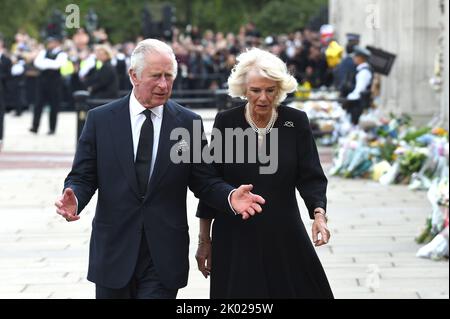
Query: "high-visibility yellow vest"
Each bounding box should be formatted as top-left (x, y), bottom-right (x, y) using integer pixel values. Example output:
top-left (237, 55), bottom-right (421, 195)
top-left (60, 60), bottom-right (74, 76)
top-left (325, 41), bottom-right (344, 68)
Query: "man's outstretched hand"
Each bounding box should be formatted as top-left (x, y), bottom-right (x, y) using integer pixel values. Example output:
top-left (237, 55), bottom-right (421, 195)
top-left (230, 184), bottom-right (265, 220)
top-left (55, 188), bottom-right (79, 222)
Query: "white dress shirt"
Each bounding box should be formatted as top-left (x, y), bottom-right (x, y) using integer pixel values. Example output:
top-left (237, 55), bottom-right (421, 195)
top-left (78, 54), bottom-right (96, 79)
top-left (129, 91), bottom-right (163, 178)
top-left (33, 48), bottom-right (68, 71)
top-left (347, 62), bottom-right (372, 100)
top-left (73, 92), bottom-right (238, 215)
top-left (129, 93), bottom-right (238, 214)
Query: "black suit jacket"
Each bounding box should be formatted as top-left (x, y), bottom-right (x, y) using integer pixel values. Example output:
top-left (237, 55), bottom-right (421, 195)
top-left (0, 54), bottom-right (12, 101)
top-left (83, 60), bottom-right (119, 99)
top-left (0, 54), bottom-right (12, 140)
top-left (64, 94), bottom-right (234, 289)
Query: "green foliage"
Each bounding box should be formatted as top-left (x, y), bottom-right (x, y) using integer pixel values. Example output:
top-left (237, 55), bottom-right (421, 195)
top-left (402, 126), bottom-right (431, 143)
top-left (253, 0), bottom-right (327, 34)
top-left (192, 0), bottom-right (249, 32)
top-left (378, 140), bottom-right (397, 162)
top-left (0, 0), bottom-right (155, 44)
top-left (415, 217), bottom-right (434, 244)
top-left (398, 151), bottom-right (427, 183)
top-left (0, 0), bottom-right (327, 44)
top-left (190, 0), bottom-right (327, 34)
top-left (0, 0), bottom-right (50, 41)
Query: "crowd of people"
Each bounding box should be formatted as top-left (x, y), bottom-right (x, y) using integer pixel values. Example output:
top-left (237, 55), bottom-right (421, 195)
top-left (0, 20), bottom-right (378, 299)
top-left (55, 37), bottom-right (333, 299)
top-left (0, 22), bottom-right (370, 143)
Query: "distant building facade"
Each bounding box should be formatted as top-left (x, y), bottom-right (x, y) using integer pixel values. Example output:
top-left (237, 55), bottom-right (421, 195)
top-left (330, 0), bottom-right (449, 128)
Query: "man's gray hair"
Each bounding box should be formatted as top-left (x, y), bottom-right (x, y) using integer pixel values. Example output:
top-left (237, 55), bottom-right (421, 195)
top-left (130, 39), bottom-right (178, 79)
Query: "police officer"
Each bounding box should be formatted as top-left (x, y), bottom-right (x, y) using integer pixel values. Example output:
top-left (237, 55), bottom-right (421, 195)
top-left (344, 46), bottom-right (373, 126)
top-left (335, 33), bottom-right (360, 94)
top-left (30, 36), bottom-right (67, 134)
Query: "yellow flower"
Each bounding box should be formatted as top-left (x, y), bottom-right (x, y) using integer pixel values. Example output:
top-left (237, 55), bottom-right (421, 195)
top-left (432, 127), bottom-right (447, 136)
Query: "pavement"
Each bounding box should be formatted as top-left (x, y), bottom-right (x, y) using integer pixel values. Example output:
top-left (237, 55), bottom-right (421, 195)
top-left (0, 109), bottom-right (448, 299)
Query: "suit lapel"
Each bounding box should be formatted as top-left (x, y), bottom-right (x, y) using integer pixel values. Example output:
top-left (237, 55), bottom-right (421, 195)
top-left (109, 94), bottom-right (141, 198)
top-left (145, 100), bottom-right (181, 199)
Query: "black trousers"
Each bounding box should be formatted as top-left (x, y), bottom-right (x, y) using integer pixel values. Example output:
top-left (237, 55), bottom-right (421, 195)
top-left (344, 99), bottom-right (363, 125)
top-left (95, 232), bottom-right (178, 299)
top-left (9, 75), bottom-right (27, 116)
top-left (32, 77), bottom-right (62, 133)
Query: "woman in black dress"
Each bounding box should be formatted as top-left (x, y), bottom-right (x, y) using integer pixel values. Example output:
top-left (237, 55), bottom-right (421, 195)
top-left (83, 45), bottom-right (118, 99)
top-left (195, 48), bottom-right (333, 299)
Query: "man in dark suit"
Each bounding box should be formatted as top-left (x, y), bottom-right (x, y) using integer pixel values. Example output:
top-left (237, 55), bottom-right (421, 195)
top-left (0, 34), bottom-right (12, 151)
top-left (55, 39), bottom-right (265, 299)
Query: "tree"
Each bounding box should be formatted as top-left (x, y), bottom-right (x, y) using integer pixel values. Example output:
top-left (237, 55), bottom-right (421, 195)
top-left (0, 0), bottom-right (50, 43)
top-left (0, 0), bottom-right (327, 45)
top-left (253, 0), bottom-right (328, 34)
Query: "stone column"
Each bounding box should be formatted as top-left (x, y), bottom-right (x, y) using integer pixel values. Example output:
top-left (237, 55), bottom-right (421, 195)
top-left (443, 0), bottom-right (449, 129)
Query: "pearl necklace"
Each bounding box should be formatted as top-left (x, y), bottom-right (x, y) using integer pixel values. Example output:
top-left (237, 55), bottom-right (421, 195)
top-left (245, 104), bottom-right (278, 148)
top-left (245, 104), bottom-right (278, 135)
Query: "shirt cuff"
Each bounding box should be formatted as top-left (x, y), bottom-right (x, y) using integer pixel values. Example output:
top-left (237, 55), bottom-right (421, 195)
top-left (74, 194), bottom-right (79, 215)
top-left (228, 189), bottom-right (238, 215)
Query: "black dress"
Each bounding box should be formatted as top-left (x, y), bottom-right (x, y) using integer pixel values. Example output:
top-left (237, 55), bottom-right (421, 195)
top-left (197, 105), bottom-right (334, 299)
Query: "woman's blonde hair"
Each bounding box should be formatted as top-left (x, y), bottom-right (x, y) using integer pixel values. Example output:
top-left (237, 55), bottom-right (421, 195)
top-left (227, 48), bottom-right (297, 106)
top-left (94, 44), bottom-right (113, 60)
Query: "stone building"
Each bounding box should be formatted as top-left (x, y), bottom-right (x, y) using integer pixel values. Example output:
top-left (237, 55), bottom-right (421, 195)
top-left (330, 0), bottom-right (449, 128)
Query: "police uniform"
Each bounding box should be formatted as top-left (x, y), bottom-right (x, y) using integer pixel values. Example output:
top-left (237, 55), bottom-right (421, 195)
top-left (334, 33), bottom-right (360, 92)
top-left (30, 37), bottom-right (68, 134)
top-left (344, 46), bottom-right (373, 125)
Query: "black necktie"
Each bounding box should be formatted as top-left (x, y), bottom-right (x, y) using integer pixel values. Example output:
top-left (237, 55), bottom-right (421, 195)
top-left (135, 109), bottom-right (154, 197)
